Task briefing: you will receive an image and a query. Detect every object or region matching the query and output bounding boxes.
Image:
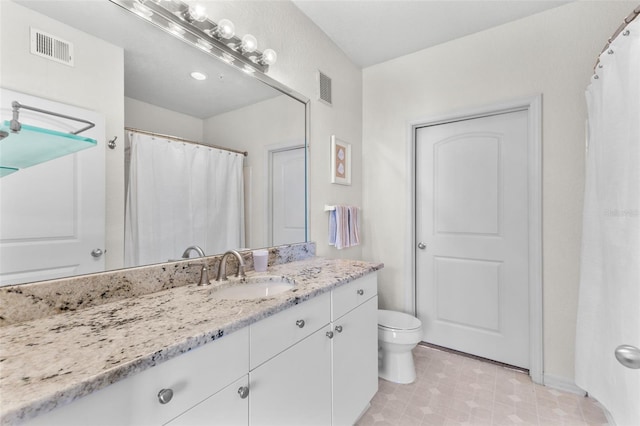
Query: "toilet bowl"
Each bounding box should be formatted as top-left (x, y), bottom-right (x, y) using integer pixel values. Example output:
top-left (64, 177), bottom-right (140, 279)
top-left (378, 310), bottom-right (422, 384)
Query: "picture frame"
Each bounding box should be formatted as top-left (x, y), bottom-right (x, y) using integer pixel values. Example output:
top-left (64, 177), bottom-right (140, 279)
top-left (330, 135), bottom-right (351, 185)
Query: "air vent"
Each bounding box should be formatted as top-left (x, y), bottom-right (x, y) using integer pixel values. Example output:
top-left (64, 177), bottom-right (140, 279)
top-left (30, 28), bottom-right (74, 66)
top-left (318, 71), bottom-right (332, 106)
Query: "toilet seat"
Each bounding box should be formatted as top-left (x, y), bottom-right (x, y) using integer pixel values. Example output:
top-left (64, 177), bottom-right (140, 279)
top-left (378, 309), bottom-right (421, 332)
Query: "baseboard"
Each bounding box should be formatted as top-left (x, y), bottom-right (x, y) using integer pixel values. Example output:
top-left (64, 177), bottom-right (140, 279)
top-left (543, 374), bottom-right (587, 396)
top-left (542, 376), bottom-right (616, 425)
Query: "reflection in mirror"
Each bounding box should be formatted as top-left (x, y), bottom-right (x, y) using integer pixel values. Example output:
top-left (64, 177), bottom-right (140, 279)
top-left (0, 0), bottom-right (308, 286)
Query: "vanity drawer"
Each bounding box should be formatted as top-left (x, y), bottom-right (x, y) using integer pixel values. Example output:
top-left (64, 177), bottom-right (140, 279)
top-left (332, 273), bottom-right (378, 320)
top-left (250, 292), bottom-right (330, 369)
top-left (26, 328), bottom-right (249, 426)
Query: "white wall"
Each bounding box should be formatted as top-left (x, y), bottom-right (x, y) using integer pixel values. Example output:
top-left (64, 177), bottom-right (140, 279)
top-left (0, 0), bottom-right (125, 270)
top-left (1, 0), bottom-right (364, 272)
top-left (362, 1), bottom-right (637, 384)
top-left (203, 95), bottom-right (305, 248)
top-left (195, 1), bottom-right (364, 259)
top-left (124, 97), bottom-right (204, 142)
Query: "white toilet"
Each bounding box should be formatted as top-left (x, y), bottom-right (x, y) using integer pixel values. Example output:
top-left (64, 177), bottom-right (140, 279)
top-left (377, 310), bottom-right (423, 384)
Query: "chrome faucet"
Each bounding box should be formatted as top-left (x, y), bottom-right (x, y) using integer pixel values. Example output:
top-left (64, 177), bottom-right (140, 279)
top-left (216, 250), bottom-right (246, 281)
top-left (182, 245), bottom-right (205, 258)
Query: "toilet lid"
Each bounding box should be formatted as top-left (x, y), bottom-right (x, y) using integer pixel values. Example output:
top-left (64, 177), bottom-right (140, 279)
top-left (378, 310), bottom-right (421, 331)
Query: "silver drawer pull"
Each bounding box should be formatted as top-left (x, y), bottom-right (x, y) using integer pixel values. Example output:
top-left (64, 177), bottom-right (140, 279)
top-left (615, 345), bottom-right (640, 369)
top-left (157, 388), bottom-right (173, 404)
top-left (295, 319), bottom-right (305, 328)
top-left (326, 331), bottom-right (334, 339)
top-left (335, 325), bottom-right (343, 333)
top-left (238, 386), bottom-right (249, 399)
top-left (357, 289), bottom-right (364, 296)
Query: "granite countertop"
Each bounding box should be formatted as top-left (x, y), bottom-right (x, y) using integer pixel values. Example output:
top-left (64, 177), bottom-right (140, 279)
top-left (0, 257), bottom-right (382, 425)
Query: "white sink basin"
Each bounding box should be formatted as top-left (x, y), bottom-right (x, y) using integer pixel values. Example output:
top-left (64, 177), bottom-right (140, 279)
top-left (211, 276), bottom-right (294, 300)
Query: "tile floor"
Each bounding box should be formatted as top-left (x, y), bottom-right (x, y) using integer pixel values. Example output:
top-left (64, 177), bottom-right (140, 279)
top-left (357, 345), bottom-right (609, 426)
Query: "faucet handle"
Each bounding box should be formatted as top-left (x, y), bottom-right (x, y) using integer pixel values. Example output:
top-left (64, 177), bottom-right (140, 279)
top-left (198, 265), bottom-right (210, 286)
top-left (188, 263), bottom-right (211, 286)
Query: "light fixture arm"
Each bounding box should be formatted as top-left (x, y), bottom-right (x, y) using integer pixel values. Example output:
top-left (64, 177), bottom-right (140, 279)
top-left (109, 0), bottom-right (270, 73)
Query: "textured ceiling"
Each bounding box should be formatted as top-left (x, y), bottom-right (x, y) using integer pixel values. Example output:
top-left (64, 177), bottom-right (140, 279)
top-left (292, 0), bottom-right (571, 68)
top-left (17, 1), bottom-right (572, 117)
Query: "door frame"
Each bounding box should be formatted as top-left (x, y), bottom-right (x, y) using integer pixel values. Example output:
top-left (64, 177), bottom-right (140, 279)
top-left (407, 95), bottom-right (543, 383)
top-left (263, 141), bottom-right (306, 246)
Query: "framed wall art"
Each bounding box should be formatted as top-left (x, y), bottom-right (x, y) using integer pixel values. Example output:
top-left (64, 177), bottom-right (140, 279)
top-left (330, 135), bottom-right (351, 185)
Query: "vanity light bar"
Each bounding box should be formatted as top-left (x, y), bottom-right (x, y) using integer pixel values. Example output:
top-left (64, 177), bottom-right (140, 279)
top-left (108, 0), bottom-right (272, 73)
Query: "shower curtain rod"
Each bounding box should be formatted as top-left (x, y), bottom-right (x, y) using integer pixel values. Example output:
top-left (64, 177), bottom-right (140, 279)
top-left (594, 5), bottom-right (640, 72)
top-left (125, 127), bottom-right (248, 156)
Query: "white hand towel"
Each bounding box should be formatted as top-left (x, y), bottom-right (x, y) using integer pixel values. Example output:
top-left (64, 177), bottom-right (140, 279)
top-left (348, 206), bottom-right (360, 247)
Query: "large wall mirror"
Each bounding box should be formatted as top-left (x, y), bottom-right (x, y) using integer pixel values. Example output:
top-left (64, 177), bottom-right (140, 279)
top-left (0, 0), bottom-right (309, 286)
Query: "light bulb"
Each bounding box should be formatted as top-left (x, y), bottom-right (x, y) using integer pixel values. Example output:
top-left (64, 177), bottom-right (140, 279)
top-left (188, 4), bottom-right (208, 22)
top-left (260, 49), bottom-right (277, 65)
top-left (168, 22), bottom-right (185, 36)
top-left (196, 39), bottom-right (212, 51)
top-left (220, 53), bottom-right (235, 64)
top-left (240, 34), bottom-right (257, 53)
top-left (132, 2), bottom-right (153, 19)
top-left (216, 19), bottom-right (235, 39)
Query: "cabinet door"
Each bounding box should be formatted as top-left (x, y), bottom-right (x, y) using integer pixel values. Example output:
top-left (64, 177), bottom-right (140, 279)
top-left (25, 328), bottom-right (249, 426)
top-left (332, 296), bottom-right (379, 426)
top-left (249, 325), bottom-right (332, 426)
top-left (165, 376), bottom-right (248, 426)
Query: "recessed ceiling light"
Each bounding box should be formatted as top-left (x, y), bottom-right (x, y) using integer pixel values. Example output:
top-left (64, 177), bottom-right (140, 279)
top-left (190, 71), bottom-right (207, 81)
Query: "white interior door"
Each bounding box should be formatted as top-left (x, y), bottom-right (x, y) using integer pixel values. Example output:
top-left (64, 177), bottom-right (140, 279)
top-left (0, 89), bottom-right (105, 286)
top-left (415, 110), bottom-right (530, 368)
top-left (270, 146), bottom-right (305, 246)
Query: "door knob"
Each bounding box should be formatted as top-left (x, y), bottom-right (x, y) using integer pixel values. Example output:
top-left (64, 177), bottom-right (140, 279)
top-left (326, 331), bottom-right (334, 339)
top-left (335, 325), bottom-right (343, 333)
top-left (417, 242), bottom-right (426, 250)
top-left (295, 319), bottom-right (305, 328)
top-left (615, 345), bottom-right (640, 369)
top-left (91, 248), bottom-right (104, 258)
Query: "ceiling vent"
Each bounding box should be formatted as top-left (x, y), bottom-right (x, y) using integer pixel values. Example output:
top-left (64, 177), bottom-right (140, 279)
top-left (30, 28), bottom-right (74, 67)
top-left (318, 71), bottom-right (332, 106)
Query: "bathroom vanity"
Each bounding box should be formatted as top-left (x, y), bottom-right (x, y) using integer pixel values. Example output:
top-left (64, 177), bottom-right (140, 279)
top-left (0, 248), bottom-right (382, 426)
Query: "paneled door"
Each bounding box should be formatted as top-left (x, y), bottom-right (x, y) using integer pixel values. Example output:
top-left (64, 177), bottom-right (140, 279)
top-left (0, 89), bottom-right (105, 286)
top-left (415, 110), bottom-right (530, 368)
top-left (270, 146), bottom-right (306, 246)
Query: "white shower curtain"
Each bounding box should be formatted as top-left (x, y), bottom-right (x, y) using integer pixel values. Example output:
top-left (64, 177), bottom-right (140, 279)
top-left (576, 16), bottom-right (640, 426)
top-left (125, 132), bottom-right (244, 266)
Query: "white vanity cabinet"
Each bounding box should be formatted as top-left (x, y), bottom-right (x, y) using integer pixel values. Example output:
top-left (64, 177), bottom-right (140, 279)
top-left (248, 292), bottom-right (332, 425)
top-left (331, 274), bottom-right (379, 425)
top-left (23, 272), bottom-right (379, 426)
top-left (25, 328), bottom-right (249, 426)
top-left (248, 273), bottom-right (378, 426)
top-left (249, 325), bottom-right (333, 425)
